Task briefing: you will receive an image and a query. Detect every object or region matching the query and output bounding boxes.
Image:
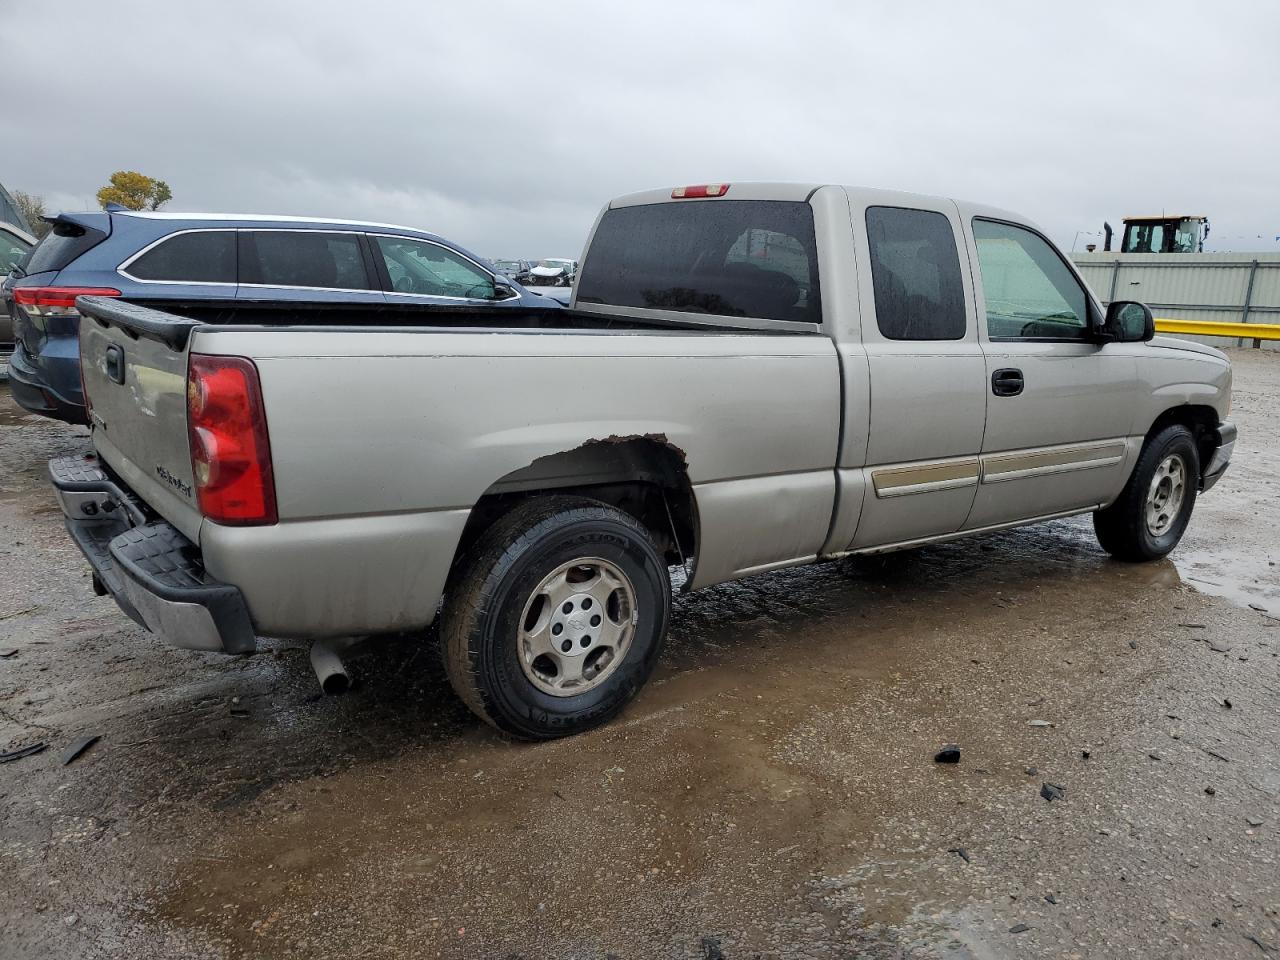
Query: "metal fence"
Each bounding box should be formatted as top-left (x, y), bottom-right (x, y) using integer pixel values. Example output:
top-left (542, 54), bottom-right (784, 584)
top-left (1071, 252), bottom-right (1280, 350)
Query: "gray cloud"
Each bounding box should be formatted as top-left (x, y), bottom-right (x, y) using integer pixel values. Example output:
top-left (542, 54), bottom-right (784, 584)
top-left (2, 0), bottom-right (1277, 256)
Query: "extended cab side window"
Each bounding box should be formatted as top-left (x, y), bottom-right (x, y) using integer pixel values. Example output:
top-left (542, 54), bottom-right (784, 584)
top-left (865, 207), bottom-right (966, 340)
top-left (972, 220), bottom-right (1089, 340)
top-left (376, 237), bottom-right (498, 299)
top-left (126, 231), bottom-right (236, 284)
top-left (239, 231), bottom-right (372, 290)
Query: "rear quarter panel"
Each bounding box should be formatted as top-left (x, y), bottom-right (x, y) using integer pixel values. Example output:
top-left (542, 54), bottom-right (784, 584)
top-left (191, 327), bottom-right (841, 637)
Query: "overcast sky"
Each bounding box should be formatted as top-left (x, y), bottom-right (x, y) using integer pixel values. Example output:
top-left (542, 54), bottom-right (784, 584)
top-left (2, 0), bottom-right (1276, 256)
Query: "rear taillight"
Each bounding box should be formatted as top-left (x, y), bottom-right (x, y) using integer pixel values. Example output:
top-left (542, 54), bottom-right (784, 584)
top-left (187, 354), bottom-right (277, 525)
top-left (14, 286), bottom-right (121, 318)
top-left (671, 184), bottom-right (730, 199)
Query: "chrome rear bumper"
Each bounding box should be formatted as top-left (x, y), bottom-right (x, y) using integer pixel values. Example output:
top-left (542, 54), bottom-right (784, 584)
top-left (49, 454), bottom-right (256, 654)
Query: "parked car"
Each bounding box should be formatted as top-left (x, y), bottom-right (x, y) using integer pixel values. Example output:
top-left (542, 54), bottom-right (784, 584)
top-left (4, 211), bottom-right (556, 423)
top-left (491, 258), bottom-right (534, 284)
top-left (51, 182), bottom-right (1234, 742)
top-left (0, 221), bottom-right (36, 354)
top-left (527, 258), bottom-right (577, 286)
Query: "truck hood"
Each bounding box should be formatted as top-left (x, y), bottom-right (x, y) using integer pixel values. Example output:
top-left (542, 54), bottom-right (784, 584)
top-left (1148, 335), bottom-right (1229, 362)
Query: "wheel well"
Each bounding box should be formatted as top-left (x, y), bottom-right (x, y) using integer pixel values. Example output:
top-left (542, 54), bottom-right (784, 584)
top-left (454, 437), bottom-right (698, 569)
top-left (1146, 404), bottom-right (1220, 473)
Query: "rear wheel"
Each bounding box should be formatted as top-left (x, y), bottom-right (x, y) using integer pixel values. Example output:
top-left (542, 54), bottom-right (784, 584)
top-left (1093, 424), bottom-right (1199, 562)
top-left (442, 496), bottom-right (671, 739)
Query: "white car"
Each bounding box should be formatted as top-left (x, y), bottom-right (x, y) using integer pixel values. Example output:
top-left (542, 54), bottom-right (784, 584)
top-left (527, 257), bottom-right (576, 286)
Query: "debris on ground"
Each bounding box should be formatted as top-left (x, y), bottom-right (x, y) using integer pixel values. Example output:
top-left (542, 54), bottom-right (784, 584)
top-left (1244, 933), bottom-right (1275, 953)
top-left (1028, 719), bottom-right (1052, 727)
top-left (60, 735), bottom-right (100, 766)
top-left (1040, 782), bottom-right (1065, 802)
top-left (1009, 923), bottom-right (1030, 934)
top-left (0, 742), bottom-right (47, 763)
top-left (1206, 786), bottom-right (1217, 796)
top-left (701, 935), bottom-right (725, 960)
top-left (1044, 893), bottom-right (1058, 904)
top-left (948, 847), bottom-right (971, 863)
top-left (1220, 698), bottom-right (1233, 709)
top-left (0, 648), bottom-right (18, 658)
top-left (1246, 816), bottom-right (1264, 827)
top-left (934, 744), bottom-right (961, 763)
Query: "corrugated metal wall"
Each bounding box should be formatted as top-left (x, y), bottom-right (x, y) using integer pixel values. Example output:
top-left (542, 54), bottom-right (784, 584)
top-left (1071, 252), bottom-right (1280, 351)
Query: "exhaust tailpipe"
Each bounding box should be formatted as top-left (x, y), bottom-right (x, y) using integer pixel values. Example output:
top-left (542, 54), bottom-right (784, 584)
top-left (310, 637), bottom-right (362, 695)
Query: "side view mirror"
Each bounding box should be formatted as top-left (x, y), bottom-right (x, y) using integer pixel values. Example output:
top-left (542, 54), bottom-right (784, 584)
top-left (1103, 300), bottom-right (1154, 343)
top-left (493, 280), bottom-right (516, 299)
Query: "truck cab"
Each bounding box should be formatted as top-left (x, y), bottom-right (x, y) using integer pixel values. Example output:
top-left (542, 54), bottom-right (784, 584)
top-left (1119, 214), bottom-right (1209, 254)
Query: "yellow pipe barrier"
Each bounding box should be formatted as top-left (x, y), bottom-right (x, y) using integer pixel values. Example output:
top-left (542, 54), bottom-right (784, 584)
top-left (1154, 318), bottom-right (1280, 341)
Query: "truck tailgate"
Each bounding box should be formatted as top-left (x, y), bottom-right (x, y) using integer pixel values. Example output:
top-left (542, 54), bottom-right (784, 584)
top-left (77, 297), bottom-right (203, 541)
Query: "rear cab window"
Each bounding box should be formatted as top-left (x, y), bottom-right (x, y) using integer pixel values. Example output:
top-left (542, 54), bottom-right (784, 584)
top-left (576, 200), bottom-right (821, 325)
top-left (240, 231), bottom-right (372, 290)
top-left (123, 231), bottom-right (236, 283)
top-left (865, 207), bottom-right (967, 340)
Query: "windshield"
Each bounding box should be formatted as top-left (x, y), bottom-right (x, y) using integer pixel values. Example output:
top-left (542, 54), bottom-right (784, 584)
top-left (494, 260), bottom-right (521, 271)
top-left (537, 260), bottom-right (569, 269)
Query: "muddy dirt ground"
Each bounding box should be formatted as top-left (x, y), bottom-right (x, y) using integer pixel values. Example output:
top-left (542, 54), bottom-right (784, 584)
top-left (1, 350), bottom-right (1278, 960)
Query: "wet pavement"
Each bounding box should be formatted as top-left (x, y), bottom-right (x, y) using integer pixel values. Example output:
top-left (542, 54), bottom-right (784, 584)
top-left (1, 350), bottom-right (1278, 959)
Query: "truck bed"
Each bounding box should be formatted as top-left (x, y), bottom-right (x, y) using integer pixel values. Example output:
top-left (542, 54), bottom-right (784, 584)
top-left (74, 294), bottom-right (840, 640)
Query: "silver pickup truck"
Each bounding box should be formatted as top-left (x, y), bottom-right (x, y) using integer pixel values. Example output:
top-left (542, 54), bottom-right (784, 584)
top-left (51, 183), bottom-right (1235, 739)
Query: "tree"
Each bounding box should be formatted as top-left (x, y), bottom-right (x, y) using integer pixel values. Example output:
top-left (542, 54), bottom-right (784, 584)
top-left (12, 191), bottom-right (51, 238)
top-left (96, 171), bottom-right (173, 211)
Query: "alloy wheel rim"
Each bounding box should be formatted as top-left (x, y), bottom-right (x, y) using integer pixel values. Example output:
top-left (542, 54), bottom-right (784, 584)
top-left (517, 557), bottom-right (638, 697)
top-left (1145, 454), bottom-right (1186, 537)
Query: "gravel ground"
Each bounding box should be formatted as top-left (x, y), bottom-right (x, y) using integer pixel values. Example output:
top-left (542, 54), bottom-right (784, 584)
top-left (0, 350), bottom-right (1277, 960)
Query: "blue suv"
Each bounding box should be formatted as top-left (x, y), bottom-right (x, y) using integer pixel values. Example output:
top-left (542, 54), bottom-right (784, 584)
top-left (4, 211), bottom-right (558, 423)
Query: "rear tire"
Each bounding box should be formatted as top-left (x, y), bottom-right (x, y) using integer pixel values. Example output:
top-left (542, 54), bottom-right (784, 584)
top-left (442, 496), bottom-right (671, 739)
top-left (1093, 424), bottom-right (1199, 562)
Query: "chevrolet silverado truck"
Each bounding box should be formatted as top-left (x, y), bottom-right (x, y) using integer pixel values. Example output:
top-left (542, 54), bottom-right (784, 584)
top-left (50, 183), bottom-right (1235, 740)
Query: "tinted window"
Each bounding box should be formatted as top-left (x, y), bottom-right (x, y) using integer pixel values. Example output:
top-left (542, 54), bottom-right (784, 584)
top-left (972, 220), bottom-right (1088, 340)
top-left (376, 237), bottom-right (498, 298)
top-left (127, 231), bottom-right (235, 283)
top-left (241, 231), bottom-right (371, 290)
top-left (576, 200), bottom-right (820, 324)
top-left (24, 222), bottom-right (107, 275)
top-left (0, 230), bottom-right (32, 273)
top-left (865, 207), bottom-right (966, 340)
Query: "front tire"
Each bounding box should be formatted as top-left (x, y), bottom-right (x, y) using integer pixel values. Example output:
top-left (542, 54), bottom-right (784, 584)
top-left (1093, 424), bottom-right (1199, 562)
top-left (442, 496), bottom-right (671, 739)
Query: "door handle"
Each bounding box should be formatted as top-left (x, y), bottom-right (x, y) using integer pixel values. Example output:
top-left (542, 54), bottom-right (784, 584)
top-left (105, 344), bottom-right (125, 385)
top-left (991, 367), bottom-right (1023, 397)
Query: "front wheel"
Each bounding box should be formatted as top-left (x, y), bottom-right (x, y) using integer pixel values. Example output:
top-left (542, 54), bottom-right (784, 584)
top-left (442, 496), bottom-right (671, 739)
top-left (1093, 424), bottom-right (1199, 562)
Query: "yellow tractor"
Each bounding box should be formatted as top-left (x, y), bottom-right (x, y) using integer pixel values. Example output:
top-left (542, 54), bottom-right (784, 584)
top-left (1103, 215), bottom-right (1210, 253)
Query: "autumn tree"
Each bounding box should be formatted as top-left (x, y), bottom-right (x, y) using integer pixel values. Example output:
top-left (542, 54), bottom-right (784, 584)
top-left (96, 171), bottom-right (173, 211)
top-left (12, 191), bottom-right (51, 238)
